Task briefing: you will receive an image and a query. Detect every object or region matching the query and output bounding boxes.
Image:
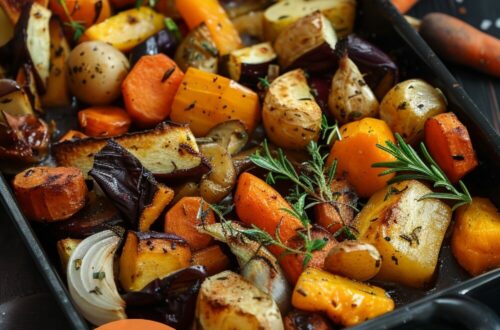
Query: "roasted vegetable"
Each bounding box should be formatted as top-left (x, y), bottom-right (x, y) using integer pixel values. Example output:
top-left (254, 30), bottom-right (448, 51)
top-left (314, 179), bottom-right (358, 235)
top-left (56, 238), bottom-right (81, 271)
top-left (380, 79), bottom-right (447, 144)
top-left (123, 266), bottom-right (207, 329)
top-left (220, 0), bottom-right (273, 19)
top-left (274, 11), bottom-right (337, 72)
top-left (353, 180), bottom-right (452, 288)
top-left (262, 69), bottom-right (322, 149)
top-left (13, 166), bottom-right (87, 222)
top-left (41, 17), bottom-right (71, 108)
top-left (170, 181), bottom-right (200, 205)
top-left (284, 310), bottom-right (333, 330)
top-left (192, 245), bottom-right (231, 276)
top-left (170, 68), bottom-right (261, 136)
top-left (78, 106), bottom-right (131, 137)
top-left (176, 0), bottom-right (242, 55)
top-left (231, 11), bottom-right (265, 43)
top-left (452, 198), bottom-right (500, 276)
top-left (0, 79), bottom-right (34, 120)
top-left (195, 271), bottom-right (284, 330)
top-left (0, 112), bottom-right (49, 164)
top-left (67, 230), bottom-right (126, 326)
top-left (50, 192), bottom-right (124, 239)
top-left (326, 118), bottom-right (396, 198)
top-left (123, 54), bottom-right (184, 128)
top-left (328, 56), bottom-right (379, 124)
top-left (174, 23), bottom-right (218, 73)
top-left (205, 120), bottom-right (248, 155)
top-left (227, 42), bottom-right (277, 86)
top-left (119, 231), bottom-right (192, 292)
top-left (338, 34), bottom-right (399, 99)
top-left (13, 2), bottom-right (51, 91)
top-left (49, 0), bottom-right (111, 29)
top-left (89, 140), bottom-right (174, 231)
top-left (58, 130), bottom-right (88, 142)
top-left (53, 122), bottom-right (209, 180)
top-left (81, 7), bottom-right (165, 52)
top-left (165, 196), bottom-right (216, 251)
top-left (67, 41), bottom-right (130, 106)
top-left (16, 64), bottom-right (42, 113)
top-left (199, 143), bottom-right (237, 204)
top-left (424, 112), bottom-right (478, 183)
top-left (292, 268), bottom-right (394, 326)
top-left (129, 28), bottom-right (181, 66)
top-left (324, 241), bottom-right (381, 281)
top-left (0, 0), bottom-right (49, 25)
top-left (263, 0), bottom-right (355, 41)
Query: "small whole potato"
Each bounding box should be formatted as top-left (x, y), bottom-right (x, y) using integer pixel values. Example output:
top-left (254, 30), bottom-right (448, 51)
top-left (324, 241), bottom-right (382, 281)
top-left (379, 79), bottom-right (447, 144)
top-left (67, 41), bottom-right (129, 105)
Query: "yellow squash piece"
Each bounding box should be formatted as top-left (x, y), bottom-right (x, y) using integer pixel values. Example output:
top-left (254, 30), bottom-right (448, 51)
top-left (353, 180), bottom-right (452, 288)
top-left (81, 7), bottom-right (164, 52)
top-left (292, 268), bottom-right (394, 327)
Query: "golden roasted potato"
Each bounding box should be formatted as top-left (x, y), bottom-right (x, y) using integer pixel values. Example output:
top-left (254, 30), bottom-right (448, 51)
top-left (380, 79), bottom-right (446, 144)
top-left (195, 271), bottom-right (283, 330)
top-left (324, 241), bottom-right (381, 281)
top-left (56, 238), bottom-right (81, 272)
top-left (119, 231), bottom-right (192, 292)
top-left (352, 180), bottom-right (452, 287)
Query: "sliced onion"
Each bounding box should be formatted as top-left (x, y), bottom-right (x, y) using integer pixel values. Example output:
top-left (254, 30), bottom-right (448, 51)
top-left (67, 230), bottom-right (126, 326)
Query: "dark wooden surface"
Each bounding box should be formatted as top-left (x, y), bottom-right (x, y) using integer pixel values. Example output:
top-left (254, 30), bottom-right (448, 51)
top-left (0, 1), bottom-right (498, 329)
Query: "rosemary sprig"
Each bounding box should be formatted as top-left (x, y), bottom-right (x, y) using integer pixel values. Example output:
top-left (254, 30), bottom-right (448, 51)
top-left (373, 133), bottom-right (472, 210)
top-left (57, 0), bottom-right (85, 41)
top-left (321, 115), bottom-right (341, 145)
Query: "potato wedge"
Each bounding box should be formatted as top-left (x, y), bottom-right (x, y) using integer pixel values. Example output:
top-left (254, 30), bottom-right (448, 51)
top-left (352, 180), bottom-right (452, 288)
top-left (119, 231), bottom-right (192, 292)
top-left (199, 143), bottom-right (236, 204)
top-left (324, 241), bottom-right (381, 281)
top-left (56, 238), bottom-right (81, 272)
top-left (174, 23), bottom-right (218, 73)
top-left (0, 79), bottom-right (34, 122)
top-left (195, 271), bottom-right (283, 330)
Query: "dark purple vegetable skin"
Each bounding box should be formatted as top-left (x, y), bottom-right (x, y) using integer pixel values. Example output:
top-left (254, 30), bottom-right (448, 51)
top-left (129, 29), bottom-right (180, 66)
top-left (308, 75), bottom-right (332, 113)
top-left (123, 266), bottom-right (207, 329)
top-left (89, 139), bottom-right (161, 230)
top-left (337, 34), bottom-right (399, 99)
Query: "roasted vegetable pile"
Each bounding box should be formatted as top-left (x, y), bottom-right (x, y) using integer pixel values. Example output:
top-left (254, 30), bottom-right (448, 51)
top-left (0, 0), bottom-right (498, 329)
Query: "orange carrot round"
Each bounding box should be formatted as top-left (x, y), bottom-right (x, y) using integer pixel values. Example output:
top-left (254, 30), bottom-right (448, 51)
top-left (122, 54), bottom-right (184, 128)
top-left (78, 106), bottom-right (131, 137)
top-left (96, 319), bottom-right (175, 330)
top-left (420, 13), bottom-right (500, 77)
top-left (391, 0), bottom-right (419, 14)
top-left (164, 197), bottom-right (215, 251)
top-left (424, 112), bottom-right (478, 183)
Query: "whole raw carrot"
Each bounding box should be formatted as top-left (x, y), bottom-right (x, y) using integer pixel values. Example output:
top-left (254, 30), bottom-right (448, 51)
top-left (391, 0), bottom-right (419, 14)
top-left (420, 13), bottom-right (500, 77)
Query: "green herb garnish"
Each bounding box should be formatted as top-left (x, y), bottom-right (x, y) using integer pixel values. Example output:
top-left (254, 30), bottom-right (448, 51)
top-left (92, 271), bottom-right (106, 280)
top-left (320, 115), bottom-right (341, 145)
top-left (57, 0), bottom-right (85, 41)
top-left (164, 18), bottom-right (181, 41)
top-left (74, 258), bottom-right (82, 271)
top-left (258, 77), bottom-right (270, 89)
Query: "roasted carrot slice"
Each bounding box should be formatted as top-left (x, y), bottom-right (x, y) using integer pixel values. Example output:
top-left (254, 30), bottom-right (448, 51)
top-left (424, 112), bottom-right (478, 183)
top-left (13, 166), bottom-right (87, 222)
top-left (192, 245), bottom-right (231, 275)
top-left (58, 130), bottom-right (88, 142)
top-left (78, 106), bottom-right (131, 137)
top-left (122, 54), bottom-right (184, 128)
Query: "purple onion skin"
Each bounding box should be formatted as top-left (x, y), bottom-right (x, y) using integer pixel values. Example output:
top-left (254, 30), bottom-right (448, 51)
top-left (308, 75), bottom-right (332, 114)
top-left (129, 29), bottom-right (180, 66)
top-left (339, 34), bottom-right (399, 99)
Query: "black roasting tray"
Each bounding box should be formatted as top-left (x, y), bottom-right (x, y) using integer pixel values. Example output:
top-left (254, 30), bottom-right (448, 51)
top-left (1, 0), bottom-right (499, 329)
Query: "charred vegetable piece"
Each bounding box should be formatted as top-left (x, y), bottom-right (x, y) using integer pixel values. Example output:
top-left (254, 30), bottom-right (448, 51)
top-left (119, 231), bottom-right (192, 292)
top-left (0, 112), bottom-right (49, 163)
top-left (324, 241), bottom-right (382, 281)
top-left (129, 28), bottom-right (181, 66)
top-left (170, 181), bottom-right (200, 205)
top-left (452, 198), bottom-right (500, 276)
top-left (0, 79), bottom-right (33, 121)
top-left (191, 245), bottom-right (231, 276)
top-left (53, 122), bottom-right (209, 180)
top-left (328, 56), bottom-right (379, 124)
top-left (56, 238), bottom-right (81, 272)
top-left (170, 68), bottom-right (261, 136)
top-left (199, 143), bottom-right (236, 204)
top-left (195, 271), bottom-right (284, 330)
top-left (49, 192), bottom-right (124, 239)
top-left (0, 5), bottom-right (13, 46)
top-left (274, 11), bottom-right (337, 72)
top-left (13, 2), bottom-right (51, 92)
top-left (262, 69), bottom-right (322, 150)
top-left (174, 23), bottom-right (218, 73)
top-left (263, 0), bottom-right (355, 41)
top-left (16, 64), bottom-right (42, 113)
top-left (0, 0), bottom-right (48, 25)
top-left (89, 140), bottom-right (174, 231)
top-left (220, 0), bottom-right (273, 19)
top-left (308, 75), bottom-right (332, 113)
top-left (353, 180), bottom-right (452, 288)
top-left (380, 79), bottom-right (447, 144)
top-left (284, 310), bottom-right (333, 330)
top-left (292, 268), bottom-right (394, 326)
top-left (337, 34), bottom-right (399, 100)
top-left (227, 42), bottom-right (276, 86)
top-left (13, 166), bottom-right (87, 222)
top-left (231, 11), bottom-right (265, 43)
top-left (48, 0), bottom-right (111, 30)
top-left (123, 266), bottom-right (207, 329)
top-left (78, 106), bottom-right (131, 138)
top-left (205, 120), bottom-right (248, 155)
top-left (81, 7), bottom-right (165, 52)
